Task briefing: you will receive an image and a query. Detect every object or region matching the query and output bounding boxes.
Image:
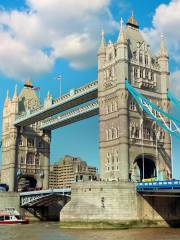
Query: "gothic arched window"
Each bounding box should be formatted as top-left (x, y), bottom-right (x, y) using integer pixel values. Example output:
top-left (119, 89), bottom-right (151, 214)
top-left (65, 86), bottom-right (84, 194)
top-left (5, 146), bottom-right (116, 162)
top-left (130, 101), bottom-right (136, 111)
top-left (106, 152), bottom-right (110, 164)
top-left (145, 69), bottom-right (149, 79)
top-left (26, 152), bottom-right (34, 165)
top-left (114, 101), bottom-right (118, 111)
top-left (139, 52), bottom-right (143, 64)
top-left (145, 55), bottom-right (148, 65)
top-left (151, 72), bottom-right (154, 81)
top-left (140, 68), bottom-right (143, 78)
top-left (27, 138), bottom-right (34, 147)
top-left (135, 128), bottom-right (139, 139)
top-left (134, 68), bottom-right (138, 79)
top-left (106, 130), bottom-right (109, 141)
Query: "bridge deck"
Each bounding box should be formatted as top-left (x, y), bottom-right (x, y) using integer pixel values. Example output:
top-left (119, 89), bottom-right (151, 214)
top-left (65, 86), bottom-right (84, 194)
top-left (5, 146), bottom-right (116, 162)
top-left (40, 101), bottom-right (99, 130)
top-left (136, 180), bottom-right (180, 197)
top-left (20, 188), bottom-right (71, 207)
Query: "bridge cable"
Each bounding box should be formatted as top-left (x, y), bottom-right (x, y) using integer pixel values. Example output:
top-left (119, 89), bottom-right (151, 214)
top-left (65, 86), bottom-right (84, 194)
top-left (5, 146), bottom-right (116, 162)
top-left (125, 80), bottom-right (180, 140)
top-left (167, 91), bottom-right (180, 109)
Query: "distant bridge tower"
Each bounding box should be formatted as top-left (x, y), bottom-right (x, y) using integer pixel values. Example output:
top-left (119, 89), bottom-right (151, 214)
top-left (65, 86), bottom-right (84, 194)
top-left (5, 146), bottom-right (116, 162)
top-left (1, 81), bottom-right (51, 191)
top-left (98, 15), bottom-right (171, 181)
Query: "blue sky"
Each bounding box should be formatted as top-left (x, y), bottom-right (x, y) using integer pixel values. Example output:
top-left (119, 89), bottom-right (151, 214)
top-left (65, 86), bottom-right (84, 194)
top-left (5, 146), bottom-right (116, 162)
top-left (0, 0), bottom-right (179, 177)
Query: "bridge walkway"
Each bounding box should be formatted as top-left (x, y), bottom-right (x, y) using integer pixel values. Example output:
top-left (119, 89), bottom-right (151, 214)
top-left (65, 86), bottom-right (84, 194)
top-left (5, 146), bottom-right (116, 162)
top-left (15, 81), bottom-right (98, 127)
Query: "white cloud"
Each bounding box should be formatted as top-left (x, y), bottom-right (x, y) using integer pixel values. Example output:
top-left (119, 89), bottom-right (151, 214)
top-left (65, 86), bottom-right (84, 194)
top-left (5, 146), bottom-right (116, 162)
top-left (0, 0), bottom-right (117, 80)
top-left (142, 0), bottom-right (180, 98)
top-left (170, 71), bottom-right (180, 98)
top-left (142, 0), bottom-right (180, 58)
top-left (0, 30), bottom-right (53, 79)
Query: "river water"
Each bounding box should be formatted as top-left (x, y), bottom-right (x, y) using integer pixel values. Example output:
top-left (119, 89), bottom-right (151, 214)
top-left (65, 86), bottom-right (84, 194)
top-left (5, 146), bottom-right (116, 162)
top-left (0, 222), bottom-right (180, 240)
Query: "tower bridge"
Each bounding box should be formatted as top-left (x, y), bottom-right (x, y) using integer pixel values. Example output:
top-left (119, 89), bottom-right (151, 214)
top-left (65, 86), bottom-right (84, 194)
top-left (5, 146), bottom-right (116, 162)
top-left (1, 13), bottom-right (180, 226)
top-left (1, 14), bottom-right (178, 197)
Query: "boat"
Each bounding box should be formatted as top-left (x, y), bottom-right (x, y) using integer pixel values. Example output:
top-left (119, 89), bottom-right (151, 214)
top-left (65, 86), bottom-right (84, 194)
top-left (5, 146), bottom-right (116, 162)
top-left (0, 208), bottom-right (29, 224)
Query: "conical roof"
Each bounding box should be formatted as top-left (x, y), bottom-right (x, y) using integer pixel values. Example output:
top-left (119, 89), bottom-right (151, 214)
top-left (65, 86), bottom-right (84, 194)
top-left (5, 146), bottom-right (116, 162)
top-left (127, 13), bottom-right (139, 29)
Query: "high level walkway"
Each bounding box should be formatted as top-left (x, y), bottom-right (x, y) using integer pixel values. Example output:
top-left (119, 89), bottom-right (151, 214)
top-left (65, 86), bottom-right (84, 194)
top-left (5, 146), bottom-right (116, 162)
top-left (15, 80), bottom-right (98, 127)
top-left (40, 101), bottom-right (99, 130)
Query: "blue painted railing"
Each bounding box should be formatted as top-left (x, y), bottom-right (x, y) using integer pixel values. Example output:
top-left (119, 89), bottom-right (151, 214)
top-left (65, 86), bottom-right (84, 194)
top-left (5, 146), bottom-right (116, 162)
top-left (136, 180), bottom-right (180, 192)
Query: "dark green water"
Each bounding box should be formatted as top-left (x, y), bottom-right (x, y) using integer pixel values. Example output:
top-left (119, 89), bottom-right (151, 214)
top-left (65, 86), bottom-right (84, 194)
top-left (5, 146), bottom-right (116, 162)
top-left (0, 223), bottom-right (180, 240)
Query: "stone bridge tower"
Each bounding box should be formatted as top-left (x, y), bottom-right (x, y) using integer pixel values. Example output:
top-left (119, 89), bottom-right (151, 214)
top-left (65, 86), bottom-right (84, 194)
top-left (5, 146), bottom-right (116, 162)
top-left (98, 15), bottom-right (171, 181)
top-left (1, 81), bottom-right (51, 191)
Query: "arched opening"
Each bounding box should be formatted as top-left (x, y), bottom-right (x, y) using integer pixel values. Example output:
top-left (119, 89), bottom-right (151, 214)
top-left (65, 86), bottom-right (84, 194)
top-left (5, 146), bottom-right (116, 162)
top-left (18, 175), bottom-right (37, 192)
top-left (134, 155), bottom-right (156, 181)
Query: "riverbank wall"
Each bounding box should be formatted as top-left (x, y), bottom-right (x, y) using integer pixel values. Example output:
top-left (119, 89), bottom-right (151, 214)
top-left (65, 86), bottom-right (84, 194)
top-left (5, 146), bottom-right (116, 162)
top-left (60, 182), bottom-right (180, 228)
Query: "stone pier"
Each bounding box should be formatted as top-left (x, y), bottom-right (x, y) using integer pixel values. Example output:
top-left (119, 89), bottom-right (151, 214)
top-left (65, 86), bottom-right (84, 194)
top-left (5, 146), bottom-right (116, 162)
top-left (60, 182), bottom-right (180, 228)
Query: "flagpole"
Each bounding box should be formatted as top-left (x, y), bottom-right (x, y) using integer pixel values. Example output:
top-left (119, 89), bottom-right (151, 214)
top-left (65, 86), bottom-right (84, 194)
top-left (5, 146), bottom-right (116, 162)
top-left (170, 120), bottom-right (174, 179)
top-left (60, 77), bottom-right (62, 96)
top-left (55, 75), bottom-right (62, 97)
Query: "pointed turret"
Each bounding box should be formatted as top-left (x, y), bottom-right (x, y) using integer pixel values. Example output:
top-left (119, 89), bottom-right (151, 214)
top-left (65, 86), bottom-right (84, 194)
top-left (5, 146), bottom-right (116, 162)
top-left (6, 89), bottom-right (9, 101)
top-left (117, 18), bottom-right (126, 44)
top-left (44, 91), bottom-right (52, 107)
top-left (12, 84), bottom-right (19, 114)
top-left (157, 33), bottom-right (169, 94)
top-left (98, 30), bottom-right (106, 71)
top-left (13, 85), bottom-right (18, 102)
top-left (4, 89), bottom-right (10, 106)
top-left (158, 33), bottom-right (168, 57)
top-left (98, 30), bottom-right (106, 54)
top-left (116, 17), bottom-right (128, 61)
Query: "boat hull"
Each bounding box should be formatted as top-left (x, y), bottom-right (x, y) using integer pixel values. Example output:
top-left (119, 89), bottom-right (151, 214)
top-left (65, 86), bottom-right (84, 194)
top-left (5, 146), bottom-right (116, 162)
top-left (0, 219), bottom-right (29, 224)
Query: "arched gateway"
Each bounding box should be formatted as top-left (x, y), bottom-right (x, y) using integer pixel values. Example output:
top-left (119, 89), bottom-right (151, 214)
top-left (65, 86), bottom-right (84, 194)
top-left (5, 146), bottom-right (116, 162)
top-left (18, 175), bottom-right (37, 192)
top-left (132, 155), bottom-right (156, 181)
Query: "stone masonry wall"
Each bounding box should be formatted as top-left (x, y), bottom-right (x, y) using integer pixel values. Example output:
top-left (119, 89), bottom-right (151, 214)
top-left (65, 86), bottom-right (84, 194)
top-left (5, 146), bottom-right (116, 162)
top-left (61, 182), bottom-right (180, 227)
top-left (0, 192), bottom-right (20, 211)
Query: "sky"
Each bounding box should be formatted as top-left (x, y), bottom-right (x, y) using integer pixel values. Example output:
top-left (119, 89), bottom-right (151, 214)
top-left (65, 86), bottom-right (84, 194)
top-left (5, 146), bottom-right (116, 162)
top-left (0, 0), bottom-right (179, 177)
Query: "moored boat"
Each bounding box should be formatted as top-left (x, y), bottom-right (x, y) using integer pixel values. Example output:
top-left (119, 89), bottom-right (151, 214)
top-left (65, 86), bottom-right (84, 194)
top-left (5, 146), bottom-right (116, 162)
top-left (0, 208), bottom-right (29, 224)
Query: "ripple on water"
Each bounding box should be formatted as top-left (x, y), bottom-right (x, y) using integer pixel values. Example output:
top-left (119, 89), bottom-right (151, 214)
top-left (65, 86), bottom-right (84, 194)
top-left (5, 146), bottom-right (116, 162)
top-left (1, 223), bottom-right (180, 240)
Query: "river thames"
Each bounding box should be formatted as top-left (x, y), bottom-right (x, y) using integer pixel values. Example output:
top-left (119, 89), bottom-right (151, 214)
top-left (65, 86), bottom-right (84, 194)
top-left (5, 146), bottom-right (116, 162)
top-left (0, 223), bottom-right (180, 240)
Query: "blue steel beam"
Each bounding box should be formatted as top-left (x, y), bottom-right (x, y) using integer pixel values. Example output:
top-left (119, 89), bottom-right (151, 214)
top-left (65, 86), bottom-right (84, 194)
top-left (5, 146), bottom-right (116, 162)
top-left (20, 188), bottom-right (71, 207)
top-left (15, 80), bottom-right (98, 127)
